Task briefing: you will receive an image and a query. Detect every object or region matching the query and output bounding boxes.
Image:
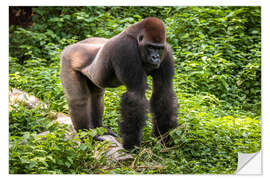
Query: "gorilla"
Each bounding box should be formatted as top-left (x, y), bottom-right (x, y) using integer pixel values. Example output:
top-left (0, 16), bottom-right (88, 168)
top-left (60, 17), bottom-right (178, 150)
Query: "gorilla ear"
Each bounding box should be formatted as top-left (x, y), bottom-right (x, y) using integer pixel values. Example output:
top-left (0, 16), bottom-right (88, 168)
top-left (138, 34), bottom-right (144, 42)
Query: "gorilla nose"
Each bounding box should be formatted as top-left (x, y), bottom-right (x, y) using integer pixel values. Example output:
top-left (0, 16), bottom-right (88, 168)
top-left (151, 55), bottom-right (160, 64)
top-left (152, 54), bottom-right (159, 59)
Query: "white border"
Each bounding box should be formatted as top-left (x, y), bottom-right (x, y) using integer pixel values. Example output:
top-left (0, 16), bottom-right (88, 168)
top-left (2, 0), bottom-right (270, 179)
top-left (7, 0), bottom-right (263, 6)
top-left (0, 0), bottom-right (9, 177)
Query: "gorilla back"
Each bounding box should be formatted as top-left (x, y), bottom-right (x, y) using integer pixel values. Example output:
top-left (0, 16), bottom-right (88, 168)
top-left (60, 17), bottom-right (178, 150)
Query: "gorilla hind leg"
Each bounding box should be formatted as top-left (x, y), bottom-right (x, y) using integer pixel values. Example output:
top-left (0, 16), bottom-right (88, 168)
top-left (87, 81), bottom-right (105, 128)
top-left (68, 97), bottom-right (92, 130)
top-left (60, 66), bottom-right (101, 130)
top-left (86, 79), bottom-right (118, 138)
top-left (64, 76), bottom-right (117, 138)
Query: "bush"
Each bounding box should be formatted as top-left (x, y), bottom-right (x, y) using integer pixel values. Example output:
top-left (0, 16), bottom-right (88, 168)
top-left (9, 126), bottom-right (114, 174)
top-left (165, 7), bottom-right (261, 113)
top-left (9, 102), bottom-right (51, 136)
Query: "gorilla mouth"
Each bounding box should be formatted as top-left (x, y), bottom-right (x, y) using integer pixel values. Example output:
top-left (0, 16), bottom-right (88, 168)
top-left (148, 58), bottom-right (160, 69)
top-left (147, 62), bottom-right (160, 69)
top-left (153, 63), bottom-right (160, 68)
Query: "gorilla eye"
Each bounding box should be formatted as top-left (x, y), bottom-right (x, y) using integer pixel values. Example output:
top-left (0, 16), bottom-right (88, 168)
top-left (138, 35), bottom-right (144, 42)
top-left (148, 46), bottom-right (155, 51)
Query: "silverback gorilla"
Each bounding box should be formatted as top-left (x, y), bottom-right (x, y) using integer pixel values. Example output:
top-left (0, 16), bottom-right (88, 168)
top-left (60, 17), bottom-right (178, 150)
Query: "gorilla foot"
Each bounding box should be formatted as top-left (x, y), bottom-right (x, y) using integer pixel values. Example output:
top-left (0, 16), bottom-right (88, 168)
top-left (93, 135), bottom-right (107, 141)
top-left (104, 127), bottom-right (118, 137)
top-left (93, 127), bottom-right (118, 141)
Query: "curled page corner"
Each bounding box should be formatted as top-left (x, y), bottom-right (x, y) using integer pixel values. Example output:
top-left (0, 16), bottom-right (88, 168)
top-left (236, 150), bottom-right (262, 175)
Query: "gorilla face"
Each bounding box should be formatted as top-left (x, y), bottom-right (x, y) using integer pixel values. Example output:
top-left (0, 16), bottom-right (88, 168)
top-left (139, 42), bottom-right (165, 69)
top-left (145, 44), bottom-right (164, 68)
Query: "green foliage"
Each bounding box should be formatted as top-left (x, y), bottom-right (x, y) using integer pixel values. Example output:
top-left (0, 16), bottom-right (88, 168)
top-left (9, 57), bottom-right (66, 112)
top-left (166, 7), bottom-right (261, 113)
top-left (9, 102), bottom-right (51, 136)
top-left (9, 7), bottom-right (261, 174)
top-left (9, 125), bottom-right (115, 174)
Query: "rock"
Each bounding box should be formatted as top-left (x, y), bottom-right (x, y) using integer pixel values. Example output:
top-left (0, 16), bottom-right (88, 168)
top-left (9, 88), bottom-right (47, 110)
top-left (94, 135), bottom-right (133, 161)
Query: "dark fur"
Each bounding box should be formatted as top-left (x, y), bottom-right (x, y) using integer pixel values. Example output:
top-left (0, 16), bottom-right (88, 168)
top-left (60, 17), bottom-right (178, 149)
top-left (120, 92), bottom-right (148, 149)
top-left (150, 50), bottom-right (178, 137)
